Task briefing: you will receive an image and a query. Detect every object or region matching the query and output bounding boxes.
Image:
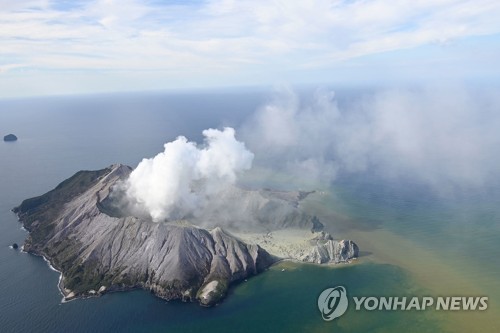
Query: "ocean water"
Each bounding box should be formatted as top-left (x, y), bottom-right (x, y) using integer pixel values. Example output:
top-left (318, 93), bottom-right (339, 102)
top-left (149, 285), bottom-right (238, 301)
top-left (0, 90), bottom-right (498, 332)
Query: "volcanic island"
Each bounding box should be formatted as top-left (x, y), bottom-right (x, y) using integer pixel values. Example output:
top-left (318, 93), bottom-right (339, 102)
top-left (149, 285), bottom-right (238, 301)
top-left (14, 164), bottom-right (358, 306)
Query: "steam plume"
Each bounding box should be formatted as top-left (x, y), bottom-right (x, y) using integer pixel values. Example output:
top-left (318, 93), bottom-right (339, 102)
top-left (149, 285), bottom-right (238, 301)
top-left (125, 85), bottom-right (500, 224)
top-left (125, 127), bottom-right (253, 221)
top-left (242, 85), bottom-right (500, 192)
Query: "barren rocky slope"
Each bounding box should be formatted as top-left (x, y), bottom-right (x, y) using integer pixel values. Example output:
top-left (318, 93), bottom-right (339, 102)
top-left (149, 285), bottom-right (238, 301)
top-left (14, 164), bottom-right (358, 306)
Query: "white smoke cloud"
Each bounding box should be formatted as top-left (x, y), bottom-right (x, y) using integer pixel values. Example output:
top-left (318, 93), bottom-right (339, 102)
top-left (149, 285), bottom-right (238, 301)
top-left (241, 85), bottom-right (500, 192)
top-left (241, 86), bottom-right (342, 185)
top-left (125, 127), bottom-right (254, 221)
top-left (123, 85), bottom-right (499, 224)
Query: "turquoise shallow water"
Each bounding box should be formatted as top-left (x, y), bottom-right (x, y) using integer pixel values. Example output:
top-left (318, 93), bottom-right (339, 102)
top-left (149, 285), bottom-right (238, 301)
top-left (0, 91), bottom-right (498, 332)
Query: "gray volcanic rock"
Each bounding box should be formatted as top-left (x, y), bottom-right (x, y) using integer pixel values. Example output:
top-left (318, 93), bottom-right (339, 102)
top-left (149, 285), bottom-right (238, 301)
top-left (14, 164), bottom-right (276, 306)
top-left (300, 240), bottom-right (359, 264)
top-left (14, 163), bottom-right (359, 306)
top-left (3, 134), bottom-right (17, 142)
top-left (302, 231), bottom-right (359, 264)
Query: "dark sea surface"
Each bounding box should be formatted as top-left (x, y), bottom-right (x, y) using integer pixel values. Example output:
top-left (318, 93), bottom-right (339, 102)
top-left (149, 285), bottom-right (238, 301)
top-left (0, 90), bottom-right (498, 332)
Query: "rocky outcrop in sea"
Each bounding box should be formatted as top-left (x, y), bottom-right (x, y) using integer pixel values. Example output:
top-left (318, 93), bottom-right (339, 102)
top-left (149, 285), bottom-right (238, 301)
top-left (3, 134), bottom-right (17, 142)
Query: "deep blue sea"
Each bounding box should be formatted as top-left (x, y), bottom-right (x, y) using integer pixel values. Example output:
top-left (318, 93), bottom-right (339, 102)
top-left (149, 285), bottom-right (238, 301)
top-left (0, 89), bottom-right (498, 332)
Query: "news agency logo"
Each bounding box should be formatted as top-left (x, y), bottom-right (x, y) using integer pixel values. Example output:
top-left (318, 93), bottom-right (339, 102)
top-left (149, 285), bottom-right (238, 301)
top-left (318, 286), bottom-right (488, 321)
top-left (317, 286), bottom-right (349, 321)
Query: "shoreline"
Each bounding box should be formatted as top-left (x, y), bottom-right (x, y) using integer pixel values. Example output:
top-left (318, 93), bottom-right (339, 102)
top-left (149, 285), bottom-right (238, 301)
top-left (19, 228), bottom-right (358, 306)
top-left (15, 215), bottom-right (76, 303)
top-left (28, 249), bottom-right (77, 303)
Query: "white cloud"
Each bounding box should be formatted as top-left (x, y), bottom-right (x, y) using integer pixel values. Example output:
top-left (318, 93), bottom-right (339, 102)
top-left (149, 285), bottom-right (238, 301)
top-left (0, 0), bottom-right (500, 96)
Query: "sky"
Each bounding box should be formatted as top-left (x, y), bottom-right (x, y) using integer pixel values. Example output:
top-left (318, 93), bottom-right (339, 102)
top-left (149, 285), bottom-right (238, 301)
top-left (1, 0), bottom-right (500, 98)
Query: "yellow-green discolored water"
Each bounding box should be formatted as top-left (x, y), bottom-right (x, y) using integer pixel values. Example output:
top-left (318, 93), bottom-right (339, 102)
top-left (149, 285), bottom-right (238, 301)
top-left (301, 184), bottom-right (500, 333)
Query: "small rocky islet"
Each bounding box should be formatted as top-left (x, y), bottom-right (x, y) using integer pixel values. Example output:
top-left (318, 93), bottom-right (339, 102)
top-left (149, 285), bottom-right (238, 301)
top-left (3, 134), bottom-right (18, 142)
